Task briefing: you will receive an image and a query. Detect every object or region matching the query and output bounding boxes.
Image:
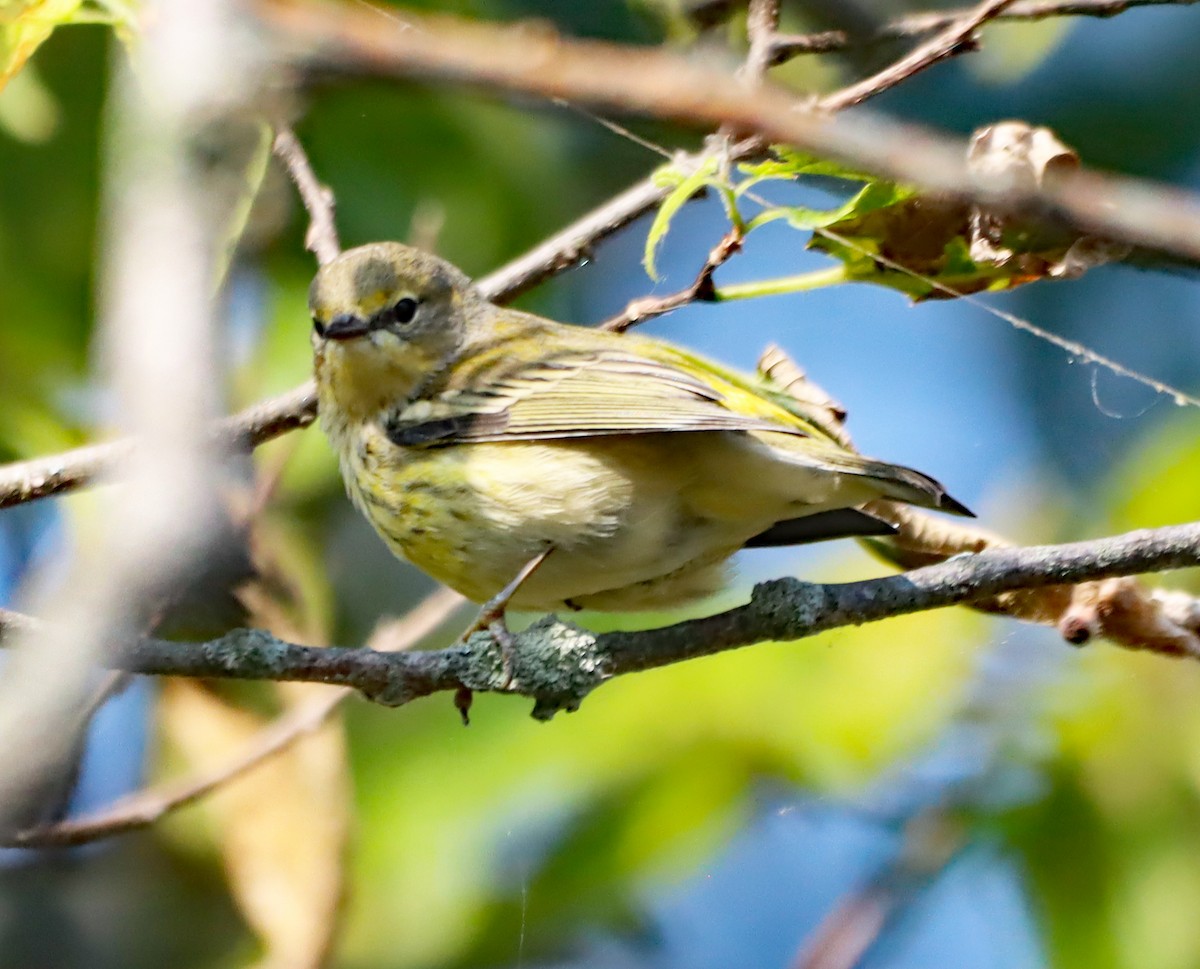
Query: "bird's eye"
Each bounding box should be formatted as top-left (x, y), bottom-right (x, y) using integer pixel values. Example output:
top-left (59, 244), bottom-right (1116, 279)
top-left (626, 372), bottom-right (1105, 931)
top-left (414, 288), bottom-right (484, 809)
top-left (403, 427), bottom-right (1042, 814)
top-left (312, 317), bottom-right (326, 338)
top-left (390, 297), bottom-right (419, 326)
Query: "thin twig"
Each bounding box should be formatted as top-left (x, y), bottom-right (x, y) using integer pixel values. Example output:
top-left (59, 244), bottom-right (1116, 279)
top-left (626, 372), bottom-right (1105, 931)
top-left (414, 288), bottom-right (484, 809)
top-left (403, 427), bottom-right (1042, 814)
top-left (769, 0), bottom-right (1198, 61)
top-left (790, 811), bottom-right (965, 969)
top-left (0, 382), bottom-right (318, 511)
top-left (818, 0), bottom-right (1021, 112)
top-left (479, 136), bottom-right (764, 303)
top-left (717, 0), bottom-right (1021, 342)
top-left (272, 124), bottom-right (341, 265)
top-left (0, 608), bottom-right (42, 637)
top-left (8, 588), bottom-right (463, 848)
top-left (814, 224), bottom-right (1200, 409)
top-left (600, 227), bottom-right (744, 332)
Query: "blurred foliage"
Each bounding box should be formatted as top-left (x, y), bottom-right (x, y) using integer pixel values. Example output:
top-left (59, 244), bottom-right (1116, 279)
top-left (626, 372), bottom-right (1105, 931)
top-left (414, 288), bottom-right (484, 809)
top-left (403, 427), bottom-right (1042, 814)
top-left (1, 2), bottom-right (1200, 969)
top-left (0, 1), bottom-right (133, 96)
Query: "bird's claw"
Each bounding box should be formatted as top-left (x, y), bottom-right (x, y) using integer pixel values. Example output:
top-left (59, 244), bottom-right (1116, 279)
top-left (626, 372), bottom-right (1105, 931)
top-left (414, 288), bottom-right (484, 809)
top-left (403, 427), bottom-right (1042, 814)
top-left (455, 602), bottom-right (518, 687)
top-left (449, 547), bottom-right (555, 720)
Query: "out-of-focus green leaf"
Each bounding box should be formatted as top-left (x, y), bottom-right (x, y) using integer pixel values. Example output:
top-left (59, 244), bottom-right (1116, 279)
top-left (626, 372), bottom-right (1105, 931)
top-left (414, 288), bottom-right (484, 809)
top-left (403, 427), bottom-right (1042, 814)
top-left (0, 59), bottom-right (59, 141)
top-left (737, 147), bottom-right (882, 190)
top-left (997, 408), bottom-right (1200, 969)
top-left (1102, 412), bottom-right (1200, 535)
top-left (969, 19), bottom-right (1072, 85)
top-left (0, 0), bottom-right (133, 92)
top-left (1, 1), bottom-right (84, 92)
top-left (213, 121), bottom-right (274, 288)
top-left (1010, 642), bottom-right (1200, 969)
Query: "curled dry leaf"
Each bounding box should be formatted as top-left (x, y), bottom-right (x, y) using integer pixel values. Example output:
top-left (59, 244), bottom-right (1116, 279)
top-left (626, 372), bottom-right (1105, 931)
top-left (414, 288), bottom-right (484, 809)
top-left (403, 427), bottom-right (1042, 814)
top-left (966, 121), bottom-right (1131, 280)
top-left (808, 120), bottom-right (1130, 299)
top-left (862, 501), bottom-right (1200, 657)
top-left (1062, 577), bottom-right (1200, 658)
top-left (757, 343), bottom-right (851, 446)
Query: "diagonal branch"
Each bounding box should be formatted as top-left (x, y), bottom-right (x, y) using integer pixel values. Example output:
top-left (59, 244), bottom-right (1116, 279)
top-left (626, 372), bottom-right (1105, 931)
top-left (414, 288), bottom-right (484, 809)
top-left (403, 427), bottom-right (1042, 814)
top-left (769, 0), bottom-right (1198, 61)
top-left (818, 0), bottom-right (1020, 111)
top-left (741, 0), bottom-right (783, 82)
top-left (7, 588), bottom-right (463, 849)
top-left (0, 382), bottom-right (319, 511)
top-left (272, 123), bottom-right (340, 265)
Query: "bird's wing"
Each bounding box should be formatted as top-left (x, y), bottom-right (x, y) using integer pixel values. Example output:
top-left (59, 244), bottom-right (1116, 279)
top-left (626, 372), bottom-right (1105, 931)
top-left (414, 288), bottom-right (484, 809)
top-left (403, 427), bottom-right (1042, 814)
top-left (384, 343), bottom-right (974, 517)
top-left (385, 348), bottom-right (810, 447)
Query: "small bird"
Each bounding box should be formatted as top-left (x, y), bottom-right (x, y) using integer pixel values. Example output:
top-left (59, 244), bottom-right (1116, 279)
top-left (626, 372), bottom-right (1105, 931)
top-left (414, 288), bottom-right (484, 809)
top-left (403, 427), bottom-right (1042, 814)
top-left (309, 242), bottom-right (970, 618)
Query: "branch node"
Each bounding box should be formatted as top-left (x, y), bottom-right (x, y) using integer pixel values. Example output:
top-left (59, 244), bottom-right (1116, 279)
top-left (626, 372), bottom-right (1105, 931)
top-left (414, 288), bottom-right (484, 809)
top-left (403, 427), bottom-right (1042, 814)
top-left (476, 616), bottom-right (609, 720)
top-left (750, 576), bottom-right (827, 634)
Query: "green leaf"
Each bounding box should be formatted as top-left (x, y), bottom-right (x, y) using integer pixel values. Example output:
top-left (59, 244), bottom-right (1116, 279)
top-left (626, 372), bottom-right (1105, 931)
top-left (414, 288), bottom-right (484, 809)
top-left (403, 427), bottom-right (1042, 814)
top-left (738, 147), bottom-right (881, 185)
top-left (643, 156), bottom-right (723, 281)
top-left (746, 179), bottom-right (914, 234)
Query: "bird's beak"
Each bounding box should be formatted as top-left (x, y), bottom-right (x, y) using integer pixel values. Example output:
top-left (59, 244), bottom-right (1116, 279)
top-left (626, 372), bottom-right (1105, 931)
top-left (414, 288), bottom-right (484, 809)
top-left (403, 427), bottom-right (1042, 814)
top-left (321, 313), bottom-right (371, 341)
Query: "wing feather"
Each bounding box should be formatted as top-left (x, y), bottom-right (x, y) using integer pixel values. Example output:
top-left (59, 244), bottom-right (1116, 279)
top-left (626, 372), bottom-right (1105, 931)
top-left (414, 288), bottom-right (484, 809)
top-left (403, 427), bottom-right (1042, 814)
top-left (381, 341), bottom-right (973, 516)
top-left (386, 349), bottom-right (803, 446)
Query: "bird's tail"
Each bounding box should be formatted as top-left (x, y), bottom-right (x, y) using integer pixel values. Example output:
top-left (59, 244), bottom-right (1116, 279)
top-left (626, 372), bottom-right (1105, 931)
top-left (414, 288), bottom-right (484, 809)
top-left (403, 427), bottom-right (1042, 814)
top-left (825, 450), bottom-right (974, 517)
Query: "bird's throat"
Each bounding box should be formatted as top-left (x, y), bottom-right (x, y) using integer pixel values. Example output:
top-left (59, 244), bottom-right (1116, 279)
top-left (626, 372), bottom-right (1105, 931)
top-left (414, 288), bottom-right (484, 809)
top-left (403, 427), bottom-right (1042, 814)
top-left (314, 338), bottom-right (436, 430)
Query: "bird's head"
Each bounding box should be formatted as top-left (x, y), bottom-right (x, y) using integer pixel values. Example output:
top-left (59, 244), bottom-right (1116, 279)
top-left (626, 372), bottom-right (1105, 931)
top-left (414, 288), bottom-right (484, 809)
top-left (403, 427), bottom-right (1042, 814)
top-left (309, 242), bottom-right (479, 422)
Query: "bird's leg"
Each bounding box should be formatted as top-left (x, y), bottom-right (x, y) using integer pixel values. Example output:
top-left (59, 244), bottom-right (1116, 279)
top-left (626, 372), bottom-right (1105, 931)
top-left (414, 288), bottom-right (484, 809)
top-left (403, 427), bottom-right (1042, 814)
top-left (456, 546), bottom-right (554, 691)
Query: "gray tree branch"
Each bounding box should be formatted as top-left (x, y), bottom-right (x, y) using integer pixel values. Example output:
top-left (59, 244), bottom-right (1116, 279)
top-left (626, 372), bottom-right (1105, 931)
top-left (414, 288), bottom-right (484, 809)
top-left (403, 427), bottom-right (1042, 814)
top-left (102, 522), bottom-right (1200, 722)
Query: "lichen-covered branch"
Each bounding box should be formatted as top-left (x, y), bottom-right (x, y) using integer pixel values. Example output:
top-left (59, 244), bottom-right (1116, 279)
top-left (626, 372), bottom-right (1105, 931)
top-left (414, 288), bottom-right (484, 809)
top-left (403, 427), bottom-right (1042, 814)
top-left (107, 522), bottom-right (1200, 722)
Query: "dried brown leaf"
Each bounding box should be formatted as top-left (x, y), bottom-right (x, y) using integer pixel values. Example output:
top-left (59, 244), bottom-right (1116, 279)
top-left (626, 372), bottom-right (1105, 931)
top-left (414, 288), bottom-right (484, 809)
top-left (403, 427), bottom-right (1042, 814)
top-left (809, 120), bottom-right (1130, 299)
top-left (159, 679), bottom-right (350, 969)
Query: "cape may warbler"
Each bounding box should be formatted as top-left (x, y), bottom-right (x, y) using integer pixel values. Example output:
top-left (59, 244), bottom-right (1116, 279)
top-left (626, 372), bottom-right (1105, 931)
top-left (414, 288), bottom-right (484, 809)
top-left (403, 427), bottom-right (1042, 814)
top-left (310, 242), bottom-right (970, 613)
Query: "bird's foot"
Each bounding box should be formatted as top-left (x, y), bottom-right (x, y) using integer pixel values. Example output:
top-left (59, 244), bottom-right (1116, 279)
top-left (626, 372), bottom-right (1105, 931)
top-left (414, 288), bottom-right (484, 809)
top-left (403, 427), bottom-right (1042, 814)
top-left (455, 602), bottom-right (519, 685)
top-left (453, 546), bottom-right (555, 701)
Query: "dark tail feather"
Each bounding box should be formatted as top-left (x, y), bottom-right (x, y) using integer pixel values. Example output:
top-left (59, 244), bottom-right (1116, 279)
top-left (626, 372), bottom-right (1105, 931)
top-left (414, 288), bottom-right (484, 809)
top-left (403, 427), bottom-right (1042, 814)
top-left (936, 492), bottom-right (975, 517)
top-left (806, 448), bottom-right (975, 519)
top-left (856, 459), bottom-right (976, 518)
top-left (743, 508), bottom-right (899, 548)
